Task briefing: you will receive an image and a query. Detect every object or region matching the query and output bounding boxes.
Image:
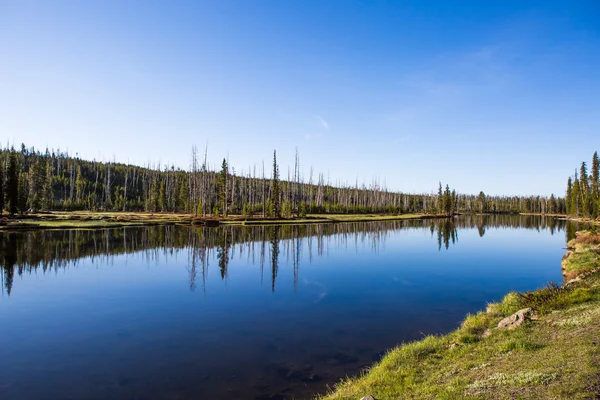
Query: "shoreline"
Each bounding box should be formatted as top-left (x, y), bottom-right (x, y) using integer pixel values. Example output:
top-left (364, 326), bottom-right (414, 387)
top-left (0, 210), bottom-right (572, 232)
top-left (0, 211), bottom-right (451, 231)
top-left (320, 230), bottom-right (600, 399)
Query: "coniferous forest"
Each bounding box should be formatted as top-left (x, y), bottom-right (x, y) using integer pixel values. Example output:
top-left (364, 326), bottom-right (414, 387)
top-left (565, 151), bottom-right (600, 218)
top-left (0, 143), bottom-right (565, 217)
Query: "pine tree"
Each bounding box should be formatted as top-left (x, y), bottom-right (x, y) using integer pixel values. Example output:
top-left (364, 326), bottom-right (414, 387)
top-left (443, 184), bottom-right (452, 216)
top-left (592, 151), bottom-right (599, 217)
top-left (566, 177), bottom-right (573, 215)
top-left (272, 150), bottom-right (281, 218)
top-left (75, 165), bottom-right (85, 205)
top-left (0, 157), bottom-right (4, 215)
top-left (477, 191), bottom-right (486, 214)
top-left (549, 194), bottom-right (557, 214)
top-left (218, 158), bottom-right (228, 216)
top-left (28, 157), bottom-right (45, 211)
top-left (178, 177), bottom-right (188, 212)
top-left (6, 151), bottom-right (19, 215)
top-left (572, 176), bottom-right (581, 217)
top-left (580, 162), bottom-right (591, 217)
top-left (159, 180), bottom-right (166, 211)
top-left (451, 189), bottom-right (457, 214)
top-left (43, 159), bottom-right (53, 210)
top-left (17, 172), bottom-right (28, 213)
top-left (437, 182), bottom-right (443, 214)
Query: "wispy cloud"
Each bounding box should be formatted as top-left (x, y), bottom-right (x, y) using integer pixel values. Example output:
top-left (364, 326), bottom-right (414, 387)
top-left (392, 135), bottom-right (412, 144)
top-left (315, 115), bottom-right (329, 130)
top-left (304, 115), bottom-right (330, 140)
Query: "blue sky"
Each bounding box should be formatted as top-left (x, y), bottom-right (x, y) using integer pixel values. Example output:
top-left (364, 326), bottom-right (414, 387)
top-left (1, 1), bottom-right (599, 196)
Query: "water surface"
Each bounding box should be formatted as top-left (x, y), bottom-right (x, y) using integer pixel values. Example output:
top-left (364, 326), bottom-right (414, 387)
top-left (0, 215), bottom-right (572, 399)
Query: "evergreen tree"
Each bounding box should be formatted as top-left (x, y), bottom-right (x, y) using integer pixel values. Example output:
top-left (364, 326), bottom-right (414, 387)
top-left (451, 189), bottom-right (457, 214)
top-left (28, 157), bottom-right (45, 211)
top-left (159, 180), bottom-right (166, 211)
top-left (549, 194), bottom-right (557, 214)
top-left (17, 172), bottom-right (28, 213)
top-left (566, 177), bottom-right (573, 215)
top-left (572, 176), bottom-right (581, 217)
top-left (0, 157), bottom-right (3, 215)
top-left (218, 158), bottom-right (228, 216)
top-left (592, 151), bottom-right (599, 217)
top-left (443, 184), bottom-right (452, 216)
top-left (580, 162), bottom-right (591, 217)
top-left (437, 182), bottom-right (443, 214)
top-left (272, 150), bottom-right (280, 218)
top-left (43, 159), bottom-right (53, 210)
top-left (75, 165), bottom-right (85, 204)
top-left (178, 177), bottom-right (188, 212)
top-left (5, 151), bottom-right (19, 215)
top-left (477, 191), bottom-right (486, 214)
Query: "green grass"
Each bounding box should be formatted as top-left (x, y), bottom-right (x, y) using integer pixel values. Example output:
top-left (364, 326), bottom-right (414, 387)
top-left (320, 250), bottom-right (600, 400)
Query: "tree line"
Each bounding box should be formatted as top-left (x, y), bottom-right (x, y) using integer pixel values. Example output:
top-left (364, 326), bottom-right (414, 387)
top-left (0, 143), bottom-right (565, 217)
top-left (565, 151), bottom-right (600, 219)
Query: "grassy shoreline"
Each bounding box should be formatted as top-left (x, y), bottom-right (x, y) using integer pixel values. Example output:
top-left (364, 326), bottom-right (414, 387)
top-left (0, 211), bottom-right (447, 230)
top-left (320, 231), bottom-right (600, 400)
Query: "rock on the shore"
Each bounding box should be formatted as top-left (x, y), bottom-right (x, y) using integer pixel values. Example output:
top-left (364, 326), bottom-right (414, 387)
top-left (497, 308), bottom-right (535, 330)
top-left (360, 396), bottom-right (376, 400)
top-left (566, 276), bottom-right (582, 285)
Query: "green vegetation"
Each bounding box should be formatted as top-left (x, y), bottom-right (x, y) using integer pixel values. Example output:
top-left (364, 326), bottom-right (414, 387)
top-left (321, 235), bottom-right (600, 400)
top-left (0, 144), bottom-right (565, 219)
top-left (562, 230), bottom-right (600, 280)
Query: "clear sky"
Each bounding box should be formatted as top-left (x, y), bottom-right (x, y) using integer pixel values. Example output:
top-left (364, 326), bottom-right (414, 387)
top-left (1, 1), bottom-right (599, 196)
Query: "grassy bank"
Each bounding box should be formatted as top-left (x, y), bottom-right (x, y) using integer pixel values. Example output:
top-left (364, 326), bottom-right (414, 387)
top-left (562, 230), bottom-right (600, 280)
top-left (0, 211), bottom-right (441, 230)
top-left (320, 233), bottom-right (600, 400)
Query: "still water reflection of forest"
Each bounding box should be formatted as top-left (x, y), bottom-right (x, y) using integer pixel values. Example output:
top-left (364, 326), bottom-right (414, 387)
top-left (0, 215), bottom-right (577, 399)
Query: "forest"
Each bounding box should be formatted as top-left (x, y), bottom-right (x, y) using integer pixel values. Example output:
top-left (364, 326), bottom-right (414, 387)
top-left (0, 143), bottom-right (565, 218)
top-left (565, 151), bottom-right (600, 219)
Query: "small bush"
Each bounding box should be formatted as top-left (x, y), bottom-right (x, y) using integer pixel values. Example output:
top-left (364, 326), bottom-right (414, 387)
top-left (518, 282), bottom-right (564, 314)
top-left (566, 287), bottom-right (592, 304)
top-left (517, 282), bottom-right (593, 314)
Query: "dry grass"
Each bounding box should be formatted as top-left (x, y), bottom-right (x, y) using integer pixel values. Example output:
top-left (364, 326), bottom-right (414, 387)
top-left (0, 211), bottom-right (438, 230)
top-left (574, 232), bottom-right (600, 245)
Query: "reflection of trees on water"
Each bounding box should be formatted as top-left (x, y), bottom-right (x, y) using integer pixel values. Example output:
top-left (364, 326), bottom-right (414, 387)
top-left (434, 220), bottom-right (458, 250)
top-left (0, 215), bottom-right (569, 296)
top-left (270, 226), bottom-right (280, 293)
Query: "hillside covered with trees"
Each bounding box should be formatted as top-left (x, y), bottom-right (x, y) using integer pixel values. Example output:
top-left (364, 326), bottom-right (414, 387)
top-left (0, 143), bottom-right (565, 218)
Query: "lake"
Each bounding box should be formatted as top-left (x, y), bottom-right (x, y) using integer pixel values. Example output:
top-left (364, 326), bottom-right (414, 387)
top-left (0, 215), bottom-right (575, 399)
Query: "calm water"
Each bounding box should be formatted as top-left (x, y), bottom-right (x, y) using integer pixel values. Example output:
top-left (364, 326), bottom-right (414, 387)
top-left (0, 216), bottom-right (575, 399)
